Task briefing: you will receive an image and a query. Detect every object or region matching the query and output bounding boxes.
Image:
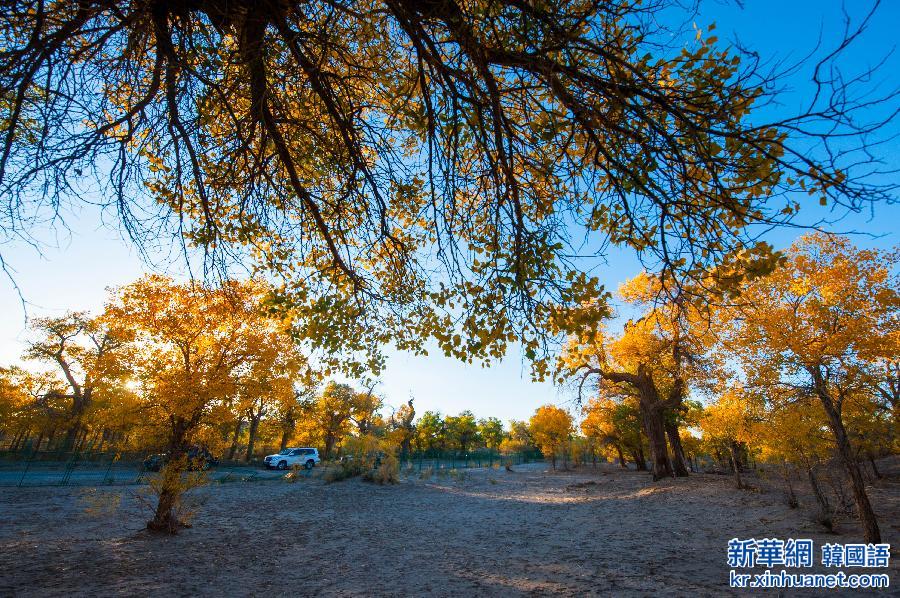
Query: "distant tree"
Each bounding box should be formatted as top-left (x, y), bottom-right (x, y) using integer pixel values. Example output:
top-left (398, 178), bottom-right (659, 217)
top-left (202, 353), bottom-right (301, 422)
top-left (311, 382), bottom-right (357, 460)
top-left (700, 385), bottom-right (762, 489)
top-left (414, 411), bottom-right (445, 453)
top-left (445, 410), bottom-right (479, 453)
top-left (0, 366), bottom-right (66, 450)
top-left (529, 405), bottom-right (573, 469)
top-left (233, 317), bottom-right (310, 462)
top-left (477, 417), bottom-right (504, 451)
top-left (275, 384), bottom-right (319, 451)
top-left (351, 383), bottom-right (384, 437)
top-left (25, 312), bottom-right (129, 450)
top-left (581, 395), bottom-right (646, 470)
top-left (389, 399), bottom-right (416, 456)
top-left (500, 419), bottom-right (536, 455)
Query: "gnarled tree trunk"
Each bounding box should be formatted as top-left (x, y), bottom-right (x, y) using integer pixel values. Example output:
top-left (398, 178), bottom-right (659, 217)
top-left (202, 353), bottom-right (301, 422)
top-left (639, 398), bottom-right (672, 480)
top-left (148, 418), bottom-right (190, 533)
top-left (665, 420), bottom-right (689, 477)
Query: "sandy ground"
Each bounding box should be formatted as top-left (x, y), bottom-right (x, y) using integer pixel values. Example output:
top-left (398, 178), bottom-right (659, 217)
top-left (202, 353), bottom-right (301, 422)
top-left (1, 462), bottom-right (898, 596)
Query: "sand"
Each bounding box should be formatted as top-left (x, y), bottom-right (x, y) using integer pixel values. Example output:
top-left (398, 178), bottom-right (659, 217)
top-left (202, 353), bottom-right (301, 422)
top-left (1, 462), bottom-right (897, 596)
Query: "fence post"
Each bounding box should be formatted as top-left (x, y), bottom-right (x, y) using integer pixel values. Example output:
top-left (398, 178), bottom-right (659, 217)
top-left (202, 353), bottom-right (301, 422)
top-left (135, 459), bottom-right (146, 485)
top-left (61, 450), bottom-right (79, 486)
top-left (17, 446), bottom-right (37, 488)
top-left (103, 453), bottom-right (117, 485)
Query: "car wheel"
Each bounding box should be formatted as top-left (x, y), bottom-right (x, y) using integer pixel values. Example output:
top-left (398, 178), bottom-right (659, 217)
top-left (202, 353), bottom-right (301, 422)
top-left (305, 460), bottom-right (314, 470)
top-left (277, 460), bottom-right (288, 470)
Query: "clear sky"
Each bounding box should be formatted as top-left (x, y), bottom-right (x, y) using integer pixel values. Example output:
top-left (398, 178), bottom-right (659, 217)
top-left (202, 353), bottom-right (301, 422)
top-left (1, 0), bottom-right (898, 424)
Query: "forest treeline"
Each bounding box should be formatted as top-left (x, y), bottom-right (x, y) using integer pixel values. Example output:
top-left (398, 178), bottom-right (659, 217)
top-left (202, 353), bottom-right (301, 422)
top-left (0, 276), bottom-right (517, 463)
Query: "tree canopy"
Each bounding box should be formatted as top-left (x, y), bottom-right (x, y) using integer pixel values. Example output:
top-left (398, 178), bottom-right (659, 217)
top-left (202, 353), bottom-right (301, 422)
top-left (3, 0), bottom-right (895, 375)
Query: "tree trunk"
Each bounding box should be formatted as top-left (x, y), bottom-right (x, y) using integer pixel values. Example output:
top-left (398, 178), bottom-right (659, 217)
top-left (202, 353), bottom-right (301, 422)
top-left (75, 428), bottom-right (90, 452)
top-left (280, 429), bottom-right (291, 451)
top-left (814, 378), bottom-right (881, 543)
top-left (832, 428), bottom-right (880, 542)
top-left (639, 399), bottom-right (673, 480)
top-left (324, 433), bottom-right (336, 461)
top-left (245, 414), bottom-right (261, 462)
top-left (729, 441), bottom-right (743, 489)
top-left (629, 447), bottom-right (647, 471)
top-left (826, 468), bottom-right (853, 514)
top-left (807, 464), bottom-right (832, 525)
top-left (147, 420), bottom-right (190, 534)
top-left (63, 423), bottom-right (80, 452)
top-left (665, 420), bottom-right (689, 477)
top-left (868, 455), bottom-right (882, 479)
top-left (781, 462), bottom-right (798, 508)
top-left (63, 391), bottom-right (91, 451)
top-left (226, 419), bottom-right (242, 460)
top-left (615, 444), bottom-right (627, 469)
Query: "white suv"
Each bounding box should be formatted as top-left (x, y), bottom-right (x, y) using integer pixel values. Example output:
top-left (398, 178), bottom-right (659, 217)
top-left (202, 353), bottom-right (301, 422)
top-left (264, 447), bottom-right (320, 470)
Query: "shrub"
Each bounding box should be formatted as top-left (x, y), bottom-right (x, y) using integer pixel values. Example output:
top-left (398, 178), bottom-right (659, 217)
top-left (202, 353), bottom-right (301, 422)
top-left (365, 451), bottom-right (399, 485)
top-left (324, 463), bottom-right (359, 483)
top-left (325, 434), bottom-right (400, 484)
top-left (448, 468), bottom-right (466, 482)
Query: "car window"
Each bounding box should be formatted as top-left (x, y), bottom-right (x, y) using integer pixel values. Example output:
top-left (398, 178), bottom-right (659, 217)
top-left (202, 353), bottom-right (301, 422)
top-left (303, 449), bottom-right (313, 455)
top-left (290, 450), bottom-right (302, 456)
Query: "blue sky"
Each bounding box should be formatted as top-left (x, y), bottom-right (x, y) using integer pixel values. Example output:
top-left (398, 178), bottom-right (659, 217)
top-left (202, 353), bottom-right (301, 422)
top-left (1, 0), bottom-right (898, 424)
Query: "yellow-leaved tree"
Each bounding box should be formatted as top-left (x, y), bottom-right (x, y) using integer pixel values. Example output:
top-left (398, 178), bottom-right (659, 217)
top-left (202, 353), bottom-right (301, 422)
top-left (699, 385), bottom-right (762, 489)
top-left (559, 272), bottom-right (723, 479)
top-left (3, 0), bottom-right (892, 384)
top-left (529, 405), bottom-right (573, 469)
top-left (723, 233), bottom-right (898, 543)
top-left (24, 312), bottom-right (130, 450)
top-left (581, 395), bottom-right (646, 470)
top-left (107, 275), bottom-right (271, 532)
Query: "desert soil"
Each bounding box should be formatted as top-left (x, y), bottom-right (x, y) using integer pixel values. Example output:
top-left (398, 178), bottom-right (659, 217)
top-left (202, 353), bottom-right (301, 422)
top-left (0, 462), bottom-right (898, 596)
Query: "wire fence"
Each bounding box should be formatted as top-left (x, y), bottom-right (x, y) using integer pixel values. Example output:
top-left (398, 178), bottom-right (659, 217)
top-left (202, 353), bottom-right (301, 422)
top-left (0, 449), bottom-right (280, 488)
top-left (397, 448), bottom-right (544, 472)
top-left (0, 447), bottom-right (545, 488)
